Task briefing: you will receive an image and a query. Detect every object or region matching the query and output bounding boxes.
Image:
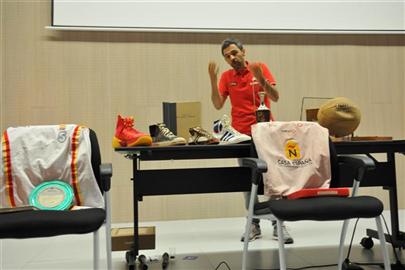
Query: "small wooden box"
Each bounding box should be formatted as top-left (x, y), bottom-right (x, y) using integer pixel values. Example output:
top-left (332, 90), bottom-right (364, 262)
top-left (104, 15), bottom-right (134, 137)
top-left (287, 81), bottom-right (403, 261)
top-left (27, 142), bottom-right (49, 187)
top-left (306, 108), bottom-right (319, 122)
top-left (163, 101), bottom-right (201, 139)
top-left (111, 227), bottom-right (155, 251)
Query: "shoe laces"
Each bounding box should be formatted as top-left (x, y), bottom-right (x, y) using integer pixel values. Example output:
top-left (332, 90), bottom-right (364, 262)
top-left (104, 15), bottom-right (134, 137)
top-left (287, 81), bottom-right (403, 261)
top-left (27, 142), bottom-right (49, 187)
top-left (221, 115), bottom-right (231, 127)
top-left (221, 115), bottom-right (242, 136)
top-left (191, 127), bottom-right (213, 139)
top-left (157, 123), bottom-right (175, 137)
top-left (122, 117), bottom-right (135, 128)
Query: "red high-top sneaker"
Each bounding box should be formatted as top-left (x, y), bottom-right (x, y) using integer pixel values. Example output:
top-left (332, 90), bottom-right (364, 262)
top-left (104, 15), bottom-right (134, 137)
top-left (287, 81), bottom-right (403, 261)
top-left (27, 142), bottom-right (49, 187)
top-left (112, 115), bottom-right (152, 148)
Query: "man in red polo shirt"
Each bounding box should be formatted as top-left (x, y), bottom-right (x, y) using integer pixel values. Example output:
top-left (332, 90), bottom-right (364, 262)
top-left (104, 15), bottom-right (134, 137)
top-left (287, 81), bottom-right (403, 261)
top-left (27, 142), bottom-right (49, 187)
top-left (208, 38), bottom-right (293, 244)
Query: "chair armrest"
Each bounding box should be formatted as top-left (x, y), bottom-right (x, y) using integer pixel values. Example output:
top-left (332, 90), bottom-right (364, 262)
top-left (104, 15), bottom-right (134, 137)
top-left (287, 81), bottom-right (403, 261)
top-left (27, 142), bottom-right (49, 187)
top-left (100, 163), bottom-right (113, 192)
top-left (238, 158), bottom-right (267, 185)
top-left (238, 157), bottom-right (268, 173)
top-left (338, 155), bottom-right (375, 182)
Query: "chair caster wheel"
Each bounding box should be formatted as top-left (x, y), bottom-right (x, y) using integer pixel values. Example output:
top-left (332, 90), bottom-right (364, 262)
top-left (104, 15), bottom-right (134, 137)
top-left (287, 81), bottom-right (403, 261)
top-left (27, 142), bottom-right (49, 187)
top-left (360, 237), bottom-right (374, 249)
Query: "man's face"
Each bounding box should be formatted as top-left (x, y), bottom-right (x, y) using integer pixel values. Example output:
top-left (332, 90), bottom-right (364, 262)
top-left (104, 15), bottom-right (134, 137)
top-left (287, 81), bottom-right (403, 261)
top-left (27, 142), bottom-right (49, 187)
top-left (222, 44), bottom-right (246, 71)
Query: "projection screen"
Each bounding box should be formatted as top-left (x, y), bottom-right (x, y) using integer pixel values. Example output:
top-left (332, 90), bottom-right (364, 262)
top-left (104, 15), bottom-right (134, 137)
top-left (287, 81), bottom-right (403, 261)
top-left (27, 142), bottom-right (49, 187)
top-left (50, 0), bottom-right (405, 33)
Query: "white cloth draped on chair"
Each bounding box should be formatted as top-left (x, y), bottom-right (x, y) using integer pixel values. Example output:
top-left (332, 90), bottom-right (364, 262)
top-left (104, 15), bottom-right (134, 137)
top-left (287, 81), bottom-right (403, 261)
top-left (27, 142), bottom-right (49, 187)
top-left (251, 121), bottom-right (331, 197)
top-left (0, 124), bottom-right (104, 208)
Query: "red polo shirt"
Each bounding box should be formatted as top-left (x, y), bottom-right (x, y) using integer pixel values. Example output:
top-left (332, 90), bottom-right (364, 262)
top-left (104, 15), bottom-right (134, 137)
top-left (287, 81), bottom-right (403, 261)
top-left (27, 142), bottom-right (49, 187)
top-left (218, 62), bottom-right (276, 135)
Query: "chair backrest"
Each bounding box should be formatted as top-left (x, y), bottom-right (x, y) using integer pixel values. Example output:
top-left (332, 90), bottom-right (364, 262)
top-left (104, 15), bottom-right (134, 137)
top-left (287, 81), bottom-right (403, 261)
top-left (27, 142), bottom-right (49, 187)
top-left (252, 121), bottom-right (332, 196)
top-left (89, 129), bottom-right (103, 194)
top-left (330, 146), bottom-right (364, 189)
top-left (251, 137), bottom-right (341, 191)
top-left (1, 125), bottom-right (104, 208)
top-left (328, 138), bottom-right (340, 188)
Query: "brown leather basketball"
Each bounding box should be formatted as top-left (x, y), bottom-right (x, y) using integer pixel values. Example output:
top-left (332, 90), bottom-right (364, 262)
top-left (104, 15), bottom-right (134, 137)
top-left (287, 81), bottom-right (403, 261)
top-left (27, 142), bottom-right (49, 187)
top-left (317, 97), bottom-right (361, 137)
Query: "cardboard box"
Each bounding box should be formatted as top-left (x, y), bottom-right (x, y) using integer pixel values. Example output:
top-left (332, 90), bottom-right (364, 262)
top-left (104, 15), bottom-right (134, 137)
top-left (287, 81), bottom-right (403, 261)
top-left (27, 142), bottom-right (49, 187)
top-left (111, 226), bottom-right (155, 251)
top-left (163, 101), bottom-right (201, 139)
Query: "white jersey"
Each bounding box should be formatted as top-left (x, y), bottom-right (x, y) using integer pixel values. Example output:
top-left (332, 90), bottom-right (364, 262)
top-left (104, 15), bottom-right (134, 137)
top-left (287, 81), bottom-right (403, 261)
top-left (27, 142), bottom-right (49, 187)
top-left (252, 121), bottom-right (331, 197)
top-left (0, 125), bottom-right (104, 208)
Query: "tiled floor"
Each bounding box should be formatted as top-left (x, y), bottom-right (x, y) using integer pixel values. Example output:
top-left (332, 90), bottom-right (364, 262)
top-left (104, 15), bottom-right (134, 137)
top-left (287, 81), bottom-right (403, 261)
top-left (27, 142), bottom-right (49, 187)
top-left (1, 210), bottom-right (404, 270)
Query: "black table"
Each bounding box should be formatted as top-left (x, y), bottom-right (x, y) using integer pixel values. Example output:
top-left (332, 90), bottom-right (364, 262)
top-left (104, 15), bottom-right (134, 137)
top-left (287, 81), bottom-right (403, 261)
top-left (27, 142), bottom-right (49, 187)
top-left (116, 140), bottom-right (405, 265)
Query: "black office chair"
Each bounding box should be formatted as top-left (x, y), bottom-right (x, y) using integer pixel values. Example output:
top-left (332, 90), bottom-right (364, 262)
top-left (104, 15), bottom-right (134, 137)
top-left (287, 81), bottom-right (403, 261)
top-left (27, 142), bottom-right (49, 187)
top-left (239, 141), bottom-right (391, 270)
top-left (0, 128), bottom-right (113, 270)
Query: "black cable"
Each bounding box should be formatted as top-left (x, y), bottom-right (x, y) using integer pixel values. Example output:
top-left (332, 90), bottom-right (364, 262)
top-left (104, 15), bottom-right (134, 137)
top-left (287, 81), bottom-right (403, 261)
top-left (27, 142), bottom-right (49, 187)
top-left (355, 261), bottom-right (390, 266)
top-left (381, 214), bottom-right (403, 264)
top-left (350, 214), bottom-right (404, 268)
top-left (214, 261), bottom-right (232, 270)
top-left (241, 217), bottom-right (363, 270)
top-left (288, 263), bottom-right (338, 270)
top-left (241, 216), bottom-right (403, 270)
top-left (258, 264), bottom-right (337, 270)
top-left (346, 218), bottom-right (360, 260)
top-left (281, 219), bottom-right (360, 270)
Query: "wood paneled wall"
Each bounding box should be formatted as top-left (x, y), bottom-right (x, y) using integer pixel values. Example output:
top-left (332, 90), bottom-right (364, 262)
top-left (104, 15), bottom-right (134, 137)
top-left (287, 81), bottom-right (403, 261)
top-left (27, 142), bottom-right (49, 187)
top-left (1, 0), bottom-right (404, 222)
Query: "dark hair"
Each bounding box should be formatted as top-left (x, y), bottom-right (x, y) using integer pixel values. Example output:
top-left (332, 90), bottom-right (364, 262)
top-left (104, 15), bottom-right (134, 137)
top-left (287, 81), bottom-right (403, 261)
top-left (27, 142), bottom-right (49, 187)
top-left (221, 38), bottom-right (244, 56)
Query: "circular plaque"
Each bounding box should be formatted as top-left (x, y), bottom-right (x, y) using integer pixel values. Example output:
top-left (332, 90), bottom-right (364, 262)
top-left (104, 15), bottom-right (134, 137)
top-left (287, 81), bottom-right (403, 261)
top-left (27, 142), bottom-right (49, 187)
top-left (29, 180), bottom-right (74, 210)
